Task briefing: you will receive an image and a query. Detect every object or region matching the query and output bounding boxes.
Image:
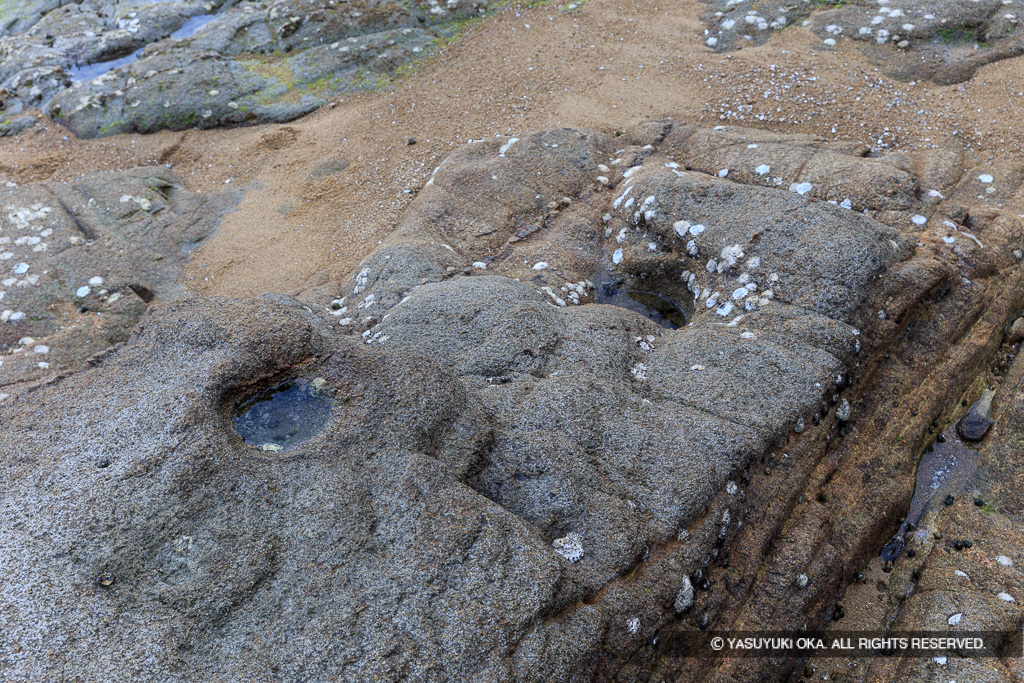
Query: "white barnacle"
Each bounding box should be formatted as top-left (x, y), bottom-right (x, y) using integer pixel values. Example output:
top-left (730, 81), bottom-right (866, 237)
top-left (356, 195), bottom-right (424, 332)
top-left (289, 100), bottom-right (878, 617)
top-left (630, 363), bottom-right (649, 381)
top-left (541, 286), bottom-right (566, 307)
top-left (613, 185), bottom-right (634, 210)
top-left (353, 268), bottom-right (371, 294)
top-left (498, 137), bottom-right (519, 157)
top-left (553, 532), bottom-right (584, 562)
top-left (674, 575), bottom-right (694, 613)
top-left (719, 244), bottom-right (745, 267)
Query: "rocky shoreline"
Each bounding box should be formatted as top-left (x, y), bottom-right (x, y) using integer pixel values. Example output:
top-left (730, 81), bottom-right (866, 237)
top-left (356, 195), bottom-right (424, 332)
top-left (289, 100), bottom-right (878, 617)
top-left (2, 0), bottom-right (1024, 680)
top-left (2, 119), bottom-right (1023, 680)
top-left (2, 0), bottom-right (489, 138)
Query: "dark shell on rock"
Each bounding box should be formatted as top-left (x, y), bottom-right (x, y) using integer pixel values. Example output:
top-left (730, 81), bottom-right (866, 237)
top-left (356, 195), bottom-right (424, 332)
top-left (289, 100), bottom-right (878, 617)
top-left (957, 412), bottom-right (994, 441)
top-left (880, 535), bottom-right (905, 562)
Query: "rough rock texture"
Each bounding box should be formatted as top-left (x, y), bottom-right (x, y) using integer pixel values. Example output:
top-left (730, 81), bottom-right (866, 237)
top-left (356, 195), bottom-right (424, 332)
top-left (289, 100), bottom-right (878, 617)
top-left (0, 166), bottom-right (237, 402)
top-left (700, 0), bottom-right (1024, 84)
top-left (3, 122), bottom-right (1024, 681)
top-left (0, 0), bottom-right (62, 38)
top-left (0, 0), bottom-right (490, 137)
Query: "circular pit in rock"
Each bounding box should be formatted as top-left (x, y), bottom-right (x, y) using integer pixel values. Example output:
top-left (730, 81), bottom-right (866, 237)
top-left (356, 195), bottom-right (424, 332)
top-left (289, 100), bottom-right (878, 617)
top-left (232, 377), bottom-right (332, 452)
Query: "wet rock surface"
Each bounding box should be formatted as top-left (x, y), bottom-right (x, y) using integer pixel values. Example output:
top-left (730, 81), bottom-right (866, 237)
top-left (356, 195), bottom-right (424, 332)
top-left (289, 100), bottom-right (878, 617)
top-left (0, 0), bottom-right (489, 138)
top-left (700, 0), bottom-right (1024, 84)
top-left (0, 166), bottom-right (237, 401)
top-left (3, 122), bottom-right (1024, 680)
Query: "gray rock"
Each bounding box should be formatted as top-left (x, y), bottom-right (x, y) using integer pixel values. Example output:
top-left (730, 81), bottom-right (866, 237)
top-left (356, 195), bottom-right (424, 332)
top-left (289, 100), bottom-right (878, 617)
top-left (810, 0), bottom-right (1024, 84)
top-left (0, 122), bottom-right (992, 679)
top-left (0, 167), bottom-right (237, 399)
top-left (0, 0), bottom-right (61, 38)
top-left (1008, 316), bottom-right (1024, 344)
top-left (0, 0), bottom-right (492, 137)
top-left (698, 0), bottom-right (1024, 85)
top-left (0, 113), bottom-right (35, 136)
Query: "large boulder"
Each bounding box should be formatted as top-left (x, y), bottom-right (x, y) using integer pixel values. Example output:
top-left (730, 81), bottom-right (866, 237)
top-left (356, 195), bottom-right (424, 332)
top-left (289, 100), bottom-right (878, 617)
top-left (0, 0), bottom-right (491, 137)
top-left (3, 122), bottom-right (1024, 681)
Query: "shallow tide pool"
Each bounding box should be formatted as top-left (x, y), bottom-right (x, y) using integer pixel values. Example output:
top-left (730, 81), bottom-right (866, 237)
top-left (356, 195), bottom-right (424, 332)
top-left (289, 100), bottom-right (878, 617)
top-left (233, 377), bottom-right (332, 452)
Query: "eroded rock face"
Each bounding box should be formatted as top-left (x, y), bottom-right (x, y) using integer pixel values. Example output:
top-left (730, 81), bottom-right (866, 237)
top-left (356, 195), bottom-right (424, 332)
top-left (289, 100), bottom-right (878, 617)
top-left (0, 166), bottom-right (236, 401)
top-left (0, 0), bottom-right (490, 137)
top-left (3, 123), bottom-right (1024, 680)
top-left (700, 0), bottom-right (1024, 84)
top-left (0, 0), bottom-right (62, 39)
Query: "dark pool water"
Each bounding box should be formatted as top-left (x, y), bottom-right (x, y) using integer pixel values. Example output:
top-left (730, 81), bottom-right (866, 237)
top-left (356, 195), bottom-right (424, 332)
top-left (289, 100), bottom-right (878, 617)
top-left (68, 11), bottom-right (221, 83)
top-left (592, 263), bottom-right (688, 329)
top-left (170, 13), bottom-right (219, 40)
top-left (69, 50), bottom-right (143, 83)
top-left (233, 378), bottom-right (332, 452)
